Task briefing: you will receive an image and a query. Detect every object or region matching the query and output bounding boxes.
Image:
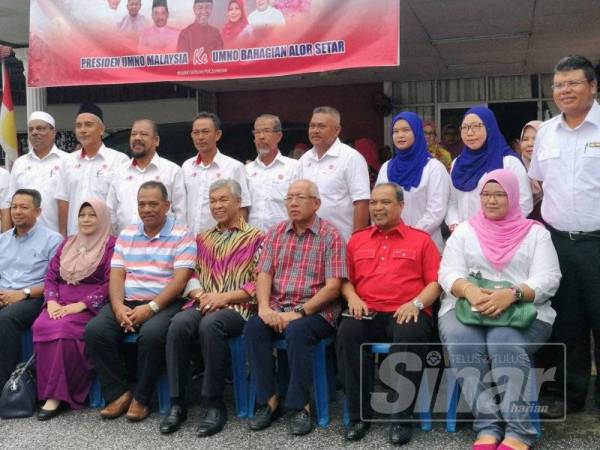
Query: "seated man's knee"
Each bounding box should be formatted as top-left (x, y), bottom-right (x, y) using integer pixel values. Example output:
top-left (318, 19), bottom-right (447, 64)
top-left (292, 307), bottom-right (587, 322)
top-left (244, 314), bottom-right (268, 340)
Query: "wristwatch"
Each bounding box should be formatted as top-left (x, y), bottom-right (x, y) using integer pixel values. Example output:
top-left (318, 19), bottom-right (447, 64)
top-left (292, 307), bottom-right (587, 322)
top-left (293, 304), bottom-right (306, 317)
top-left (512, 286), bottom-right (525, 302)
top-left (22, 288), bottom-right (31, 300)
top-left (411, 299), bottom-right (425, 310)
top-left (148, 301), bottom-right (160, 313)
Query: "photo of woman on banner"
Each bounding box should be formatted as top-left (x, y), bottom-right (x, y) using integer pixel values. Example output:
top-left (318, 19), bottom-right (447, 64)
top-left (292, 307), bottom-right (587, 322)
top-left (221, 0), bottom-right (248, 48)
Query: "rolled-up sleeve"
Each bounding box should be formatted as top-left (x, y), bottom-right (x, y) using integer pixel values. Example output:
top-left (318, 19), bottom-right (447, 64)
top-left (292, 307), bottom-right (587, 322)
top-left (524, 226), bottom-right (562, 305)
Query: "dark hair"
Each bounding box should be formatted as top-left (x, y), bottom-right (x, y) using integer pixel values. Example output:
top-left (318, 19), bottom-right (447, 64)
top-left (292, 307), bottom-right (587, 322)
top-left (555, 55), bottom-right (597, 83)
top-left (138, 181), bottom-right (168, 200)
top-left (13, 189), bottom-right (42, 208)
top-left (193, 111), bottom-right (221, 130)
top-left (133, 118), bottom-right (159, 136)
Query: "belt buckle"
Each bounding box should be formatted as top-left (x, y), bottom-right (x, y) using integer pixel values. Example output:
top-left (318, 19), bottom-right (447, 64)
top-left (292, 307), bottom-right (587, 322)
top-left (568, 231), bottom-right (579, 241)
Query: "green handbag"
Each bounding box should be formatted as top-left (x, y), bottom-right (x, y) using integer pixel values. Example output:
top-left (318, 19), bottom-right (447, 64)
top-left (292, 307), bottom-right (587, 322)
top-left (455, 272), bottom-right (537, 329)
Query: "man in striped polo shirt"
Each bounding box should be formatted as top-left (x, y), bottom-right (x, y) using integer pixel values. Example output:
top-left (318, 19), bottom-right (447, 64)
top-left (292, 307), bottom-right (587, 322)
top-left (85, 181), bottom-right (196, 422)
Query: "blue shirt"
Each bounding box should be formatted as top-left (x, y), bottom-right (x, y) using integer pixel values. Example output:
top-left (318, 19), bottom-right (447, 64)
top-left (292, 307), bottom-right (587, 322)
top-left (0, 222), bottom-right (62, 291)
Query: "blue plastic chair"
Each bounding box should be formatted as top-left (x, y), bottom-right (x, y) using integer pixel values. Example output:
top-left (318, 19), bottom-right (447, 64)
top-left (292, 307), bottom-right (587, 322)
top-left (88, 332), bottom-right (170, 415)
top-left (341, 343), bottom-right (432, 432)
top-left (21, 328), bottom-right (34, 361)
top-left (248, 337), bottom-right (336, 427)
top-left (228, 335), bottom-right (250, 418)
top-left (445, 368), bottom-right (541, 437)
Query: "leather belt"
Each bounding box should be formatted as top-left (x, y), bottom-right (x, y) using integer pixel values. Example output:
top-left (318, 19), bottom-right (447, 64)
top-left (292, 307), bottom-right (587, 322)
top-left (547, 225), bottom-right (600, 241)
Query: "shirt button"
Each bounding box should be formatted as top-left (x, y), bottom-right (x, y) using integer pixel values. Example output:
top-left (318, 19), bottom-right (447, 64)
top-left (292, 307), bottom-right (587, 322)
top-left (381, 257), bottom-right (385, 260)
top-left (383, 246), bottom-right (387, 249)
top-left (385, 236), bottom-right (389, 239)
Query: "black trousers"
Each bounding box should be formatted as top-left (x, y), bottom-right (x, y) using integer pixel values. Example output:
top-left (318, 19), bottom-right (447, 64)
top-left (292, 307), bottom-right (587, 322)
top-left (84, 300), bottom-right (183, 405)
top-left (166, 307), bottom-right (245, 402)
top-left (245, 314), bottom-right (335, 410)
top-left (0, 297), bottom-right (43, 387)
top-left (548, 231), bottom-right (600, 408)
top-left (336, 311), bottom-right (433, 421)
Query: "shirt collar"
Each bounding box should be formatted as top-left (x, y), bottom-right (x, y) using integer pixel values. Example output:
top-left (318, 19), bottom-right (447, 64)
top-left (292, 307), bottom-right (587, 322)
top-left (12, 221), bottom-right (40, 240)
top-left (80, 143), bottom-right (108, 160)
top-left (28, 144), bottom-right (61, 162)
top-left (284, 215), bottom-right (321, 235)
top-left (368, 221), bottom-right (408, 239)
top-left (195, 149), bottom-right (222, 167)
top-left (131, 152), bottom-right (161, 171)
top-left (308, 138), bottom-right (341, 160)
top-left (255, 150), bottom-right (284, 168)
top-left (136, 216), bottom-right (174, 239)
top-left (211, 216), bottom-right (249, 234)
top-left (559, 100), bottom-right (600, 131)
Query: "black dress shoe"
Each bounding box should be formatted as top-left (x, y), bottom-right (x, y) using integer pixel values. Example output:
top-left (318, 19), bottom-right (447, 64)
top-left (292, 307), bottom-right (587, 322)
top-left (248, 404), bottom-right (282, 431)
top-left (197, 407), bottom-right (227, 437)
top-left (159, 405), bottom-right (188, 434)
top-left (288, 409), bottom-right (313, 436)
top-left (389, 423), bottom-right (413, 446)
top-left (345, 420), bottom-right (370, 441)
top-left (37, 403), bottom-right (65, 421)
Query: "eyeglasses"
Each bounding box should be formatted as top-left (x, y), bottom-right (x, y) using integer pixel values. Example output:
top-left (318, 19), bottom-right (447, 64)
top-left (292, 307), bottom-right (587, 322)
top-left (551, 80), bottom-right (588, 91)
top-left (252, 128), bottom-right (279, 136)
top-left (480, 192), bottom-right (508, 200)
top-left (284, 194), bottom-right (316, 203)
top-left (460, 123), bottom-right (485, 133)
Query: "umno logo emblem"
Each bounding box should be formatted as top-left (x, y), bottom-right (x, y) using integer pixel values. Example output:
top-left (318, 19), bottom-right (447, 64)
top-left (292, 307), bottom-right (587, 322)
top-left (193, 48), bottom-right (209, 65)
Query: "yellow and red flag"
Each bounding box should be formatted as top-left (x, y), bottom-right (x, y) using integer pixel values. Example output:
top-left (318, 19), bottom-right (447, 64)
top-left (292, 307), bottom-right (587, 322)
top-left (0, 60), bottom-right (18, 170)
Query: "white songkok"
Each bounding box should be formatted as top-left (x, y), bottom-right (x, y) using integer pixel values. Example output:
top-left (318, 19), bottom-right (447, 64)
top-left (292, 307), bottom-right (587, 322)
top-left (28, 111), bottom-right (55, 128)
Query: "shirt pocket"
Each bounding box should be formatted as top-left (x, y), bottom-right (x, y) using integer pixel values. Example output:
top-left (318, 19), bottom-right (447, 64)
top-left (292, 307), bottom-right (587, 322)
top-left (583, 143), bottom-right (600, 158)
top-left (391, 248), bottom-right (417, 269)
top-left (538, 147), bottom-right (560, 161)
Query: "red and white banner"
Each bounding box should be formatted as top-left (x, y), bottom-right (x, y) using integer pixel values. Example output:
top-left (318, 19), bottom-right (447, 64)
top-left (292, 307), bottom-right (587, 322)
top-left (28, 0), bottom-right (400, 87)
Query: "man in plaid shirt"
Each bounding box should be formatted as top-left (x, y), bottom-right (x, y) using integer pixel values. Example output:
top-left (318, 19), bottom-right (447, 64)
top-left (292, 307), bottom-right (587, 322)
top-left (245, 179), bottom-right (347, 436)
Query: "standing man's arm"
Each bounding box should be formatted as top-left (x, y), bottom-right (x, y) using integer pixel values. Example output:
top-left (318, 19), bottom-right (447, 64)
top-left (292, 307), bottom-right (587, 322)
top-left (58, 200), bottom-right (69, 237)
top-left (352, 200), bottom-right (369, 232)
top-left (0, 209), bottom-right (11, 232)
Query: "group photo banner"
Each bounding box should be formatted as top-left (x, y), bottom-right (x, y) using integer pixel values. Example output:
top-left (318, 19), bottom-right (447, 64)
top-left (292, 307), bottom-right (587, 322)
top-left (28, 0), bottom-right (400, 87)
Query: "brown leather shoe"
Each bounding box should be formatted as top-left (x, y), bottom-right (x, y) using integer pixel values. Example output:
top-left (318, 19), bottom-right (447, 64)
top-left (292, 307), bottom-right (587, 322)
top-left (125, 399), bottom-right (150, 422)
top-left (100, 391), bottom-right (133, 419)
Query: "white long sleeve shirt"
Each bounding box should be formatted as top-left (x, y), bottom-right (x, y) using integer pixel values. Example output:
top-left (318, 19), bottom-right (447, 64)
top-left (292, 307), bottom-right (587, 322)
top-left (377, 158), bottom-right (450, 251)
top-left (438, 221), bottom-right (561, 324)
top-left (446, 155), bottom-right (533, 226)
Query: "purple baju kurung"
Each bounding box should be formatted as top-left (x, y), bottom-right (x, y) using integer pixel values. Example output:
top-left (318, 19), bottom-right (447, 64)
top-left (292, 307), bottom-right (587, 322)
top-left (32, 236), bottom-right (116, 409)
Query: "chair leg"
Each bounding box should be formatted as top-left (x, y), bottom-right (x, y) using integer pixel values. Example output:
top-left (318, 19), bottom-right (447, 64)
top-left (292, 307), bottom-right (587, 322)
top-left (228, 336), bottom-right (249, 418)
top-left (312, 340), bottom-right (330, 427)
top-left (417, 373), bottom-right (432, 432)
top-left (21, 329), bottom-right (34, 362)
top-left (342, 396), bottom-right (350, 427)
top-left (446, 373), bottom-right (460, 433)
top-left (89, 375), bottom-right (105, 408)
top-left (157, 372), bottom-right (171, 415)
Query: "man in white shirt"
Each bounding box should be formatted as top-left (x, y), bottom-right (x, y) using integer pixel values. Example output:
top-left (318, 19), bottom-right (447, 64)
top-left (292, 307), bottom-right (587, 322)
top-left (299, 106), bottom-right (370, 241)
top-left (55, 102), bottom-right (129, 236)
top-left (246, 114), bottom-right (300, 232)
top-left (529, 55), bottom-right (600, 415)
top-left (107, 119), bottom-right (186, 233)
top-left (182, 112), bottom-right (251, 234)
top-left (248, 0), bottom-right (285, 27)
top-left (1, 112), bottom-right (67, 233)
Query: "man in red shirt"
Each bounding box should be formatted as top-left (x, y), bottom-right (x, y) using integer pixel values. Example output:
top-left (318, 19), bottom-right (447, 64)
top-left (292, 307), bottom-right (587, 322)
top-left (177, 0), bottom-right (223, 62)
top-left (337, 182), bottom-right (441, 445)
top-left (245, 179), bottom-right (346, 436)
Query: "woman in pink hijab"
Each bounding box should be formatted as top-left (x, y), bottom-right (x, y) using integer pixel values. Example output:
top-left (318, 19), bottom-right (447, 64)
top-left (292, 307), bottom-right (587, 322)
top-left (438, 169), bottom-right (561, 450)
top-left (32, 198), bottom-right (116, 420)
top-left (519, 120), bottom-right (543, 220)
top-left (221, 0), bottom-right (249, 48)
